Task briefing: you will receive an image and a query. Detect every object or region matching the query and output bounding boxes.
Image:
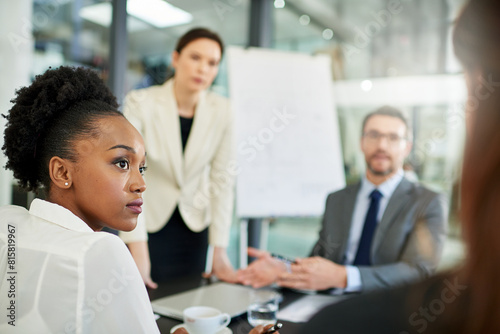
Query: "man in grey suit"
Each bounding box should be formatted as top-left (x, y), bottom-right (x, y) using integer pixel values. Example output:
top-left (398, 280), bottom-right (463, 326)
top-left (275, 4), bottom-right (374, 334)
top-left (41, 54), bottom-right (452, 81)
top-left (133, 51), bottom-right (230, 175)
top-left (237, 106), bottom-right (448, 293)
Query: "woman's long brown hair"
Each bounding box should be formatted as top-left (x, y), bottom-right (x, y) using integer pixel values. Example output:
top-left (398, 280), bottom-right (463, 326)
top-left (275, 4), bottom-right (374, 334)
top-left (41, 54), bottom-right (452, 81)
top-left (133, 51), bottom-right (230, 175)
top-left (453, 0), bottom-right (500, 332)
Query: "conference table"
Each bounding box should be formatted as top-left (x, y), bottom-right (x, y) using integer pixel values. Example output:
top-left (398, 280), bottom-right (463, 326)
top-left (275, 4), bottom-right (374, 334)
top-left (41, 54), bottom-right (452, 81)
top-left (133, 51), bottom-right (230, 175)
top-left (148, 276), bottom-right (310, 334)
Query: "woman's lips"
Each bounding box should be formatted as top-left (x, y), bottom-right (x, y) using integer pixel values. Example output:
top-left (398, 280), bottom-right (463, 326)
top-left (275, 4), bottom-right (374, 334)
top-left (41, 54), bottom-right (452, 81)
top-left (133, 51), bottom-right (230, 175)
top-left (127, 199), bottom-right (143, 214)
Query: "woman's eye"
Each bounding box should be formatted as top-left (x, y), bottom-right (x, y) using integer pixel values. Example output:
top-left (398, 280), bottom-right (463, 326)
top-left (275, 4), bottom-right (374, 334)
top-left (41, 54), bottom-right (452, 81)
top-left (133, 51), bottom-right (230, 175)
top-left (139, 166), bottom-right (147, 176)
top-left (115, 160), bottom-right (129, 170)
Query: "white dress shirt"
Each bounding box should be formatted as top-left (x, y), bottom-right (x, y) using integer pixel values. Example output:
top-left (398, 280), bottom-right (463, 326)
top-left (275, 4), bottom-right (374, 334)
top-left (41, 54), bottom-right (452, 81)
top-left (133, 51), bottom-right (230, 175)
top-left (0, 199), bottom-right (160, 334)
top-left (343, 170), bottom-right (404, 292)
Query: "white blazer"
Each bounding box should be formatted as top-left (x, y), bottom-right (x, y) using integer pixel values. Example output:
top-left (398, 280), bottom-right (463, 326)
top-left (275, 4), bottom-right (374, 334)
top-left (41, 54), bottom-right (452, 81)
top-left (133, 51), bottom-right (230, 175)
top-left (119, 79), bottom-right (235, 247)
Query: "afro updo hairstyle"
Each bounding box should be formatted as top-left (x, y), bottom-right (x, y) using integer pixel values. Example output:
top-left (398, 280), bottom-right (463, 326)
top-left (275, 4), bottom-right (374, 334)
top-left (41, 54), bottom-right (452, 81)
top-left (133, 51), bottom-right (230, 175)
top-left (2, 66), bottom-right (123, 192)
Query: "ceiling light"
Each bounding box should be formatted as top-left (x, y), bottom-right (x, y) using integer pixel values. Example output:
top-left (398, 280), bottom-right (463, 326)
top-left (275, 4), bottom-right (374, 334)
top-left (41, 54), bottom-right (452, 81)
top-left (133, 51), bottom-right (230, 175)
top-left (79, 0), bottom-right (192, 30)
top-left (274, 0), bottom-right (285, 9)
top-left (361, 80), bottom-right (373, 92)
top-left (322, 28), bottom-right (334, 40)
top-left (299, 15), bottom-right (310, 26)
top-left (79, 2), bottom-right (113, 27)
top-left (128, 0), bottom-right (192, 28)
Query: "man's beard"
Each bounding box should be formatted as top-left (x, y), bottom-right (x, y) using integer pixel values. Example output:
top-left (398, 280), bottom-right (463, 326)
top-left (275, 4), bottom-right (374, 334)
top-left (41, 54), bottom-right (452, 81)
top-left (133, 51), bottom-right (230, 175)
top-left (366, 155), bottom-right (393, 176)
top-left (367, 164), bottom-right (393, 176)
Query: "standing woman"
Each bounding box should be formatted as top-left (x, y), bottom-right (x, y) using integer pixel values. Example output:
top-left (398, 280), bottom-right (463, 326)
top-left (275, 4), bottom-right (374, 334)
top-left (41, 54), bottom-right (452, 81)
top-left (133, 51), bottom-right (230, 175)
top-left (120, 28), bottom-right (236, 286)
top-left (0, 66), bottom-right (159, 333)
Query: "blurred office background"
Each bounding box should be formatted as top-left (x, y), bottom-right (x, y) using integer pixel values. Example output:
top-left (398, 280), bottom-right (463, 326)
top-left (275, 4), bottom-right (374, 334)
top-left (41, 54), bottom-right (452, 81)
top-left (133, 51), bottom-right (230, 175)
top-left (0, 0), bottom-right (467, 270)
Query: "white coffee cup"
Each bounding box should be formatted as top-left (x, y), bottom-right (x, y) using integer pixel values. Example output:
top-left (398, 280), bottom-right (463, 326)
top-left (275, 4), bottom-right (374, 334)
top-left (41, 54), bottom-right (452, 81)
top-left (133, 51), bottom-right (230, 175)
top-left (183, 306), bottom-right (231, 334)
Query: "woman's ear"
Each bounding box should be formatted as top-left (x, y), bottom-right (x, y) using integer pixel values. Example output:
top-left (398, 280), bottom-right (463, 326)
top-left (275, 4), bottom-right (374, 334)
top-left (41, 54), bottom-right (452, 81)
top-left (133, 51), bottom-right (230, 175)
top-left (171, 50), bottom-right (179, 69)
top-left (49, 156), bottom-right (72, 189)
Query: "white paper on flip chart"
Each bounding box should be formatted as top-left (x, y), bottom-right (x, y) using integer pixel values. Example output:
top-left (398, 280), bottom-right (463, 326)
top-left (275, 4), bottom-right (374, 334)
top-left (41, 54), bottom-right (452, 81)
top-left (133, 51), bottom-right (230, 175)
top-left (227, 47), bottom-right (346, 218)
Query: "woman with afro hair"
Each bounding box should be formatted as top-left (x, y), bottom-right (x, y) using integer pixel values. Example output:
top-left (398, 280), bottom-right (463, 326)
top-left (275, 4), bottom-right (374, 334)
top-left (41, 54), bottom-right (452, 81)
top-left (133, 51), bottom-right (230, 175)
top-left (0, 66), bottom-right (160, 333)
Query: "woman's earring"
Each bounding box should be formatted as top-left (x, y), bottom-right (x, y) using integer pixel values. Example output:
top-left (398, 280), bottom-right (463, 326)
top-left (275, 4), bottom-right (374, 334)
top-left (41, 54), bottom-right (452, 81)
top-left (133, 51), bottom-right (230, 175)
top-left (65, 182), bottom-right (69, 186)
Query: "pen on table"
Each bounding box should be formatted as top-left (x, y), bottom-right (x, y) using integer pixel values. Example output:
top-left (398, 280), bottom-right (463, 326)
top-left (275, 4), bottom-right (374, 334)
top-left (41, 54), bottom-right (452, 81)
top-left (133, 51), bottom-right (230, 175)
top-left (271, 253), bottom-right (296, 263)
top-left (271, 253), bottom-right (296, 273)
top-left (263, 323), bottom-right (283, 334)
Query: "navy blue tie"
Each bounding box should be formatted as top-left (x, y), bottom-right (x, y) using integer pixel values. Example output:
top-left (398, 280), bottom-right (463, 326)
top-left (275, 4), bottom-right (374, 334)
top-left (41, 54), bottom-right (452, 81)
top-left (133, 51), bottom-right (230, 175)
top-left (353, 189), bottom-right (383, 266)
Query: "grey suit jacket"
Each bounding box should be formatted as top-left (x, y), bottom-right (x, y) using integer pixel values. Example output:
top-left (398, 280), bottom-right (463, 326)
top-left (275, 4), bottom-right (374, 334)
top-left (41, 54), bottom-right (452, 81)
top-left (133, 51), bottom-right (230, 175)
top-left (311, 178), bottom-right (448, 292)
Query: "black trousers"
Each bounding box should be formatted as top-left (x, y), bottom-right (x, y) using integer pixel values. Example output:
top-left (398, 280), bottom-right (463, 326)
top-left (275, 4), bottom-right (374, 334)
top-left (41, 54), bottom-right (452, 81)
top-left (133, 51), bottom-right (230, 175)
top-left (148, 206), bottom-right (208, 283)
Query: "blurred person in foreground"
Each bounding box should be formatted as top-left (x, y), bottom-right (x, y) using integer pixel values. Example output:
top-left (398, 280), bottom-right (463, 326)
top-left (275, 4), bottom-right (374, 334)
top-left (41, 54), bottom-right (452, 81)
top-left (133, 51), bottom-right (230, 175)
top-left (302, 0), bottom-right (500, 332)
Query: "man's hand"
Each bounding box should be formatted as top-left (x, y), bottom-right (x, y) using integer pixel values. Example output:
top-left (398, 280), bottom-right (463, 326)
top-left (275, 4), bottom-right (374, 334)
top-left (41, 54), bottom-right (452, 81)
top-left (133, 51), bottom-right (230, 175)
top-left (203, 246), bottom-right (238, 283)
top-left (237, 248), bottom-right (288, 288)
top-left (127, 241), bottom-right (158, 289)
top-left (277, 256), bottom-right (347, 291)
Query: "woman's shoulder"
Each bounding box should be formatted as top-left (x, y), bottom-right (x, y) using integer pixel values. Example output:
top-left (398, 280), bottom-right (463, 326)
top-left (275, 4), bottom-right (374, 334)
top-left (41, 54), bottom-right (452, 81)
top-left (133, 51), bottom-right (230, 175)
top-left (89, 232), bottom-right (130, 255)
top-left (0, 204), bottom-right (131, 267)
top-left (83, 232), bottom-right (142, 284)
top-left (125, 82), bottom-right (169, 103)
top-left (0, 204), bottom-right (28, 215)
top-left (205, 89), bottom-right (231, 109)
top-left (0, 205), bottom-right (31, 228)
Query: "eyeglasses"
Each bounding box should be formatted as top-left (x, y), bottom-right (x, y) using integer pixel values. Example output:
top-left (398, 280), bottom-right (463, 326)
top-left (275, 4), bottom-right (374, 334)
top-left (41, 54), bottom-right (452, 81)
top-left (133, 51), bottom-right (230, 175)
top-left (363, 131), bottom-right (407, 145)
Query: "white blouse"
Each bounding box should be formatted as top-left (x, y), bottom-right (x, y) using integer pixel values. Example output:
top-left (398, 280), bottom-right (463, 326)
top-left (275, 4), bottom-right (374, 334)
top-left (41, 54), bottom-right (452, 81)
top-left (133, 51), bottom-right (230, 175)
top-left (0, 199), bottom-right (160, 334)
